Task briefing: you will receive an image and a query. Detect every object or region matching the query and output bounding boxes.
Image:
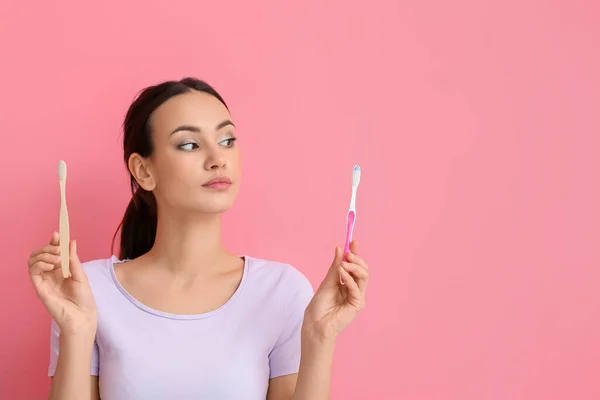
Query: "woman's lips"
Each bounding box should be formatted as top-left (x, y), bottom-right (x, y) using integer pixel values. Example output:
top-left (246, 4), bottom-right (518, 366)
top-left (202, 177), bottom-right (232, 190)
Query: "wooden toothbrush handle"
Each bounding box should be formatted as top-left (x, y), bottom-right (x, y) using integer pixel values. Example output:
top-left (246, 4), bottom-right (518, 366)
top-left (59, 182), bottom-right (71, 278)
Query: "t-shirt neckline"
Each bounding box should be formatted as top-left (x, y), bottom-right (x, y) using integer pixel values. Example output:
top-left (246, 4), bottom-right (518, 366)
top-left (108, 255), bottom-right (250, 320)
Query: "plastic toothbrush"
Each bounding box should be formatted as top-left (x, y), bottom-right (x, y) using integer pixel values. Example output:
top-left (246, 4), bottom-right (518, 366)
top-left (341, 164), bottom-right (361, 284)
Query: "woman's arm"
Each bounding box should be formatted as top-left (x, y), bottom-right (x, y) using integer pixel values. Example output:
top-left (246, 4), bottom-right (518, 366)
top-left (291, 329), bottom-right (335, 400)
top-left (27, 235), bottom-right (99, 399)
top-left (49, 332), bottom-right (99, 400)
top-left (268, 242), bottom-right (369, 400)
top-left (267, 328), bottom-right (335, 400)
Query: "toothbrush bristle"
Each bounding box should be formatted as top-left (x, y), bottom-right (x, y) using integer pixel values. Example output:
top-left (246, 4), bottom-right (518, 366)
top-left (57, 160), bottom-right (67, 180)
top-left (352, 164), bottom-right (361, 186)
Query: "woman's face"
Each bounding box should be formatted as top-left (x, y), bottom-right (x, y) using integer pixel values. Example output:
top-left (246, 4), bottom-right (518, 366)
top-left (134, 90), bottom-right (241, 215)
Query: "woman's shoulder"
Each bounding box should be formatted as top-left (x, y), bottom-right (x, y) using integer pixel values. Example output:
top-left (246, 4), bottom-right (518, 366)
top-left (79, 256), bottom-right (120, 290)
top-left (245, 256), bottom-right (314, 324)
top-left (245, 256), bottom-right (314, 296)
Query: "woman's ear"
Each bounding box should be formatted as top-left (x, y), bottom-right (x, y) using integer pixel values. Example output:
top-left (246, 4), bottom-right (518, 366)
top-left (128, 153), bottom-right (156, 191)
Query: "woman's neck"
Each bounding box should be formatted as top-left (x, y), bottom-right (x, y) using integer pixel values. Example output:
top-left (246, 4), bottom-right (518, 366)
top-left (146, 211), bottom-right (230, 276)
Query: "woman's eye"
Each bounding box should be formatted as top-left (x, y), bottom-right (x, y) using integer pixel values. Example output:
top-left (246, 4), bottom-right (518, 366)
top-left (220, 137), bottom-right (237, 148)
top-left (179, 142), bottom-right (199, 151)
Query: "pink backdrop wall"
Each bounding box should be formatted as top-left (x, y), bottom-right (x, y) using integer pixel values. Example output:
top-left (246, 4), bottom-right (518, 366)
top-left (1, 1), bottom-right (599, 399)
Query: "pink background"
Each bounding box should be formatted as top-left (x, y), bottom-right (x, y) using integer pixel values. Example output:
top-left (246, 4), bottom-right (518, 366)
top-left (1, 1), bottom-right (599, 399)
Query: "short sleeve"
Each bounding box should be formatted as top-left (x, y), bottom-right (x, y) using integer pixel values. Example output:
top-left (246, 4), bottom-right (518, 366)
top-left (48, 319), bottom-right (99, 377)
top-left (268, 268), bottom-right (314, 378)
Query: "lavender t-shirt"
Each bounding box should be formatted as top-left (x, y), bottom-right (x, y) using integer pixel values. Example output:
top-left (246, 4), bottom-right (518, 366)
top-left (48, 255), bottom-right (314, 399)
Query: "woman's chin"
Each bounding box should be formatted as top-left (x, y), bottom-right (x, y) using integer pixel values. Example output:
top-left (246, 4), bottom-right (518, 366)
top-left (192, 198), bottom-right (236, 215)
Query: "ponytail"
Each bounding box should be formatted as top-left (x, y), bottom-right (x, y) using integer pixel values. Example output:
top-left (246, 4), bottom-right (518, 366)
top-left (112, 189), bottom-right (157, 260)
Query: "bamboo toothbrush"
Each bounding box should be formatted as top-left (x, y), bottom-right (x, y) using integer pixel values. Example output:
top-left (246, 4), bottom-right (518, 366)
top-left (58, 160), bottom-right (71, 278)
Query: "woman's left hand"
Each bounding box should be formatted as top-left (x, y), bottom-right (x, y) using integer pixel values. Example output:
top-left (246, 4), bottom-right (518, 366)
top-left (302, 240), bottom-right (369, 342)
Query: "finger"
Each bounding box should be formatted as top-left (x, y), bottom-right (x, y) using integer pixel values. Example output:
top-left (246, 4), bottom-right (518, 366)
top-left (345, 251), bottom-right (369, 270)
top-left (30, 232), bottom-right (61, 258)
top-left (338, 266), bottom-right (362, 308)
top-left (341, 261), bottom-right (369, 293)
top-left (28, 253), bottom-right (61, 270)
top-left (327, 245), bottom-right (344, 277)
top-left (69, 240), bottom-right (87, 282)
top-left (321, 246), bottom-right (344, 287)
top-left (349, 240), bottom-right (359, 255)
top-left (29, 244), bottom-right (60, 259)
top-left (29, 261), bottom-right (57, 275)
top-left (49, 231), bottom-right (59, 246)
top-left (29, 260), bottom-right (57, 290)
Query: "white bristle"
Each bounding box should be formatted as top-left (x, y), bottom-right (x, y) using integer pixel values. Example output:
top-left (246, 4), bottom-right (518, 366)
top-left (57, 160), bottom-right (67, 180)
top-left (352, 164), bottom-right (361, 187)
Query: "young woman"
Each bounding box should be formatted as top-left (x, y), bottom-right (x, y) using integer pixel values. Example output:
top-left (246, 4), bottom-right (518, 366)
top-left (27, 78), bottom-right (370, 400)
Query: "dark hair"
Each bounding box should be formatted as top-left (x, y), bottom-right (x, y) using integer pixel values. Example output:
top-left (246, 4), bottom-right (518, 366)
top-left (112, 77), bottom-right (229, 260)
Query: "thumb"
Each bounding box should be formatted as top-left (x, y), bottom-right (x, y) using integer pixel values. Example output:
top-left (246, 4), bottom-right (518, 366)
top-left (69, 240), bottom-right (87, 283)
top-left (322, 245), bottom-right (343, 285)
top-left (49, 231), bottom-right (59, 246)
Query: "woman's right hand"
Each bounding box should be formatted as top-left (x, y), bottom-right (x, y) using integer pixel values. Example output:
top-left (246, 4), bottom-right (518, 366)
top-left (28, 232), bottom-right (97, 337)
